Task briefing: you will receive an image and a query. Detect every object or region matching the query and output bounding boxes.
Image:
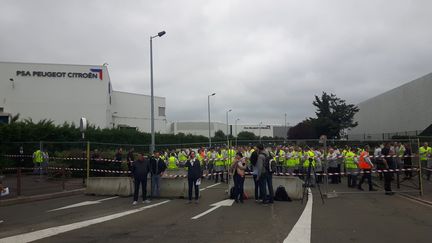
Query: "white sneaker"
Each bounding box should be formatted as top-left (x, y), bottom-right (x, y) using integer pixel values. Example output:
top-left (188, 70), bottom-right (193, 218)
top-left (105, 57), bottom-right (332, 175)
top-left (132, 201), bottom-right (138, 205)
top-left (144, 200), bottom-right (151, 204)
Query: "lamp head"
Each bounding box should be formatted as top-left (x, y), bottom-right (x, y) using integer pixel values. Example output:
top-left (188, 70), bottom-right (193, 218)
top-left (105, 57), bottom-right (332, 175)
top-left (158, 31), bottom-right (166, 37)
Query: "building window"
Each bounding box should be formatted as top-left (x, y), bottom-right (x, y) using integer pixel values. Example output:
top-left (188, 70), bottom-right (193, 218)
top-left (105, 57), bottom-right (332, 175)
top-left (0, 107), bottom-right (3, 112)
top-left (158, 107), bottom-right (166, 117)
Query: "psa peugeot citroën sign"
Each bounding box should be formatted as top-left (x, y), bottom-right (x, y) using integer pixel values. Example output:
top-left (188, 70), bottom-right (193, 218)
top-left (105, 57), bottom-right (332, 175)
top-left (15, 68), bottom-right (103, 80)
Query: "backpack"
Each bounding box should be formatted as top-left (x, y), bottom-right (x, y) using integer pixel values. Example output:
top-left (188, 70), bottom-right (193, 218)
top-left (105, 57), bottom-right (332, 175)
top-left (262, 153), bottom-right (276, 173)
top-left (274, 186), bottom-right (291, 201)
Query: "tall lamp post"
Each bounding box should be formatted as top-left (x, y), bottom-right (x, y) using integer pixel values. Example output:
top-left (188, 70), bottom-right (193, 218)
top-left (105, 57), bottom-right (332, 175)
top-left (284, 113), bottom-right (287, 143)
top-left (226, 109), bottom-right (232, 145)
top-left (208, 93), bottom-right (216, 147)
top-left (258, 122), bottom-right (263, 143)
top-left (235, 118), bottom-right (240, 146)
top-left (150, 30), bottom-right (166, 154)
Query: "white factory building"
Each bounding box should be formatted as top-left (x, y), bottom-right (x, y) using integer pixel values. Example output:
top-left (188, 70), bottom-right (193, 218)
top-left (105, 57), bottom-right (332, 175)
top-left (169, 121), bottom-right (289, 138)
top-left (0, 61), bottom-right (167, 132)
top-left (348, 72), bottom-right (432, 140)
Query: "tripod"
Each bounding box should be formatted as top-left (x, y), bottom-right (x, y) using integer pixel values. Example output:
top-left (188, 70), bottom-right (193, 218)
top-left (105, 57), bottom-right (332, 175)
top-left (302, 161), bottom-right (325, 204)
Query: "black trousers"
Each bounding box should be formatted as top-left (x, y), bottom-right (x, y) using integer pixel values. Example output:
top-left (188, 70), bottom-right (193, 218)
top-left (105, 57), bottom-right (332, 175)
top-left (358, 169), bottom-right (373, 190)
top-left (133, 177), bottom-right (148, 201)
top-left (253, 174), bottom-right (260, 199)
top-left (403, 159), bottom-right (412, 178)
top-left (233, 174), bottom-right (245, 201)
top-left (384, 171), bottom-right (392, 192)
top-left (265, 174), bottom-right (274, 203)
top-left (215, 170), bottom-right (225, 183)
top-left (188, 178), bottom-right (199, 201)
top-left (329, 167), bottom-right (339, 184)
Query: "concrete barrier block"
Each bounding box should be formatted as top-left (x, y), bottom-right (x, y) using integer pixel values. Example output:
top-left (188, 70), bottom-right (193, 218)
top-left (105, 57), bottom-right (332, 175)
top-left (241, 176), bottom-right (303, 200)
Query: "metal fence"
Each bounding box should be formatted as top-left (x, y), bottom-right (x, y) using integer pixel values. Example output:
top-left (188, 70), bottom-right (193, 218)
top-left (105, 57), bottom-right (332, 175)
top-left (1, 137), bottom-right (431, 200)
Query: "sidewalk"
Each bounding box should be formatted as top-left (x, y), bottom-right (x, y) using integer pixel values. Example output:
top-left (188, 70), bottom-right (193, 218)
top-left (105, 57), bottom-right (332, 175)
top-left (0, 174), bottom-right (84, 200)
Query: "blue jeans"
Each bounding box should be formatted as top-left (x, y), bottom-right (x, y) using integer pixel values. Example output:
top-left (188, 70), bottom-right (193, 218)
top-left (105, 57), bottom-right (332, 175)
top-left (233, 174), bottom-right (245, 201)
top-left (151, 174), bottom-right (161, 198)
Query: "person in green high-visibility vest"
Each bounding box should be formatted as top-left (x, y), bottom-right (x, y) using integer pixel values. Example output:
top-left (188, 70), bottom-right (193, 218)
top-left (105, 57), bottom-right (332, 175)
top-left (167, 153), bottom-right (179, 170)
top-left (214, 149), bottom-right (225, 183)
top-left (419, 142), bottom-right (432, 180)
top-left (226, 147), bottom-right (236, 182)
top-left (303, 147), bottom-right (316, 186)
top-left (285, 147), bottom-right (297, 175)
top-left (345, 148), bottom-right (358, 188)
top-left (33, 149), bottom-right (44, 175)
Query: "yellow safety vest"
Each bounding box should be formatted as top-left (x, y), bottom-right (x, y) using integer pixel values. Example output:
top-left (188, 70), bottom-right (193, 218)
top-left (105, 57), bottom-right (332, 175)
top-left (33, 150), bottom-right (43, 163)
top-left (286, 151), bottom-right (297, 167)
top-left (419, 146), bottom-right (431, 161)
top-left (303, 151), bottom-right (316, 168)
top-left (215, 153), bottom-right (224, 166)
top-left (345, 151), bottom-right (357, 169)
top-left (168, 156), bottom-right (178, 170)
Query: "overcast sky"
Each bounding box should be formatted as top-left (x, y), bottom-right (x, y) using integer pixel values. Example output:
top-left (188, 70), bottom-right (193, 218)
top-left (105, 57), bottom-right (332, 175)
top-left (1, 0), bottom-right (432, 126)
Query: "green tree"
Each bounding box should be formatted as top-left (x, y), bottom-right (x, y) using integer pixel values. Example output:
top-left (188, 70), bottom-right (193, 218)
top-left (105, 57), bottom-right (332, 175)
top-left (213, 130), bottom-right (226, 141)
top-left (311, 92), bottom-right (359, 138)
top-left (237, 131), bottom-right (256, 141)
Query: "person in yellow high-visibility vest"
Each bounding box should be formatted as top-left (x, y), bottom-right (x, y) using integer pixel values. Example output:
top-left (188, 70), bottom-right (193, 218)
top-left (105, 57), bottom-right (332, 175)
top-left (214, 149), bottom-right (225, 183)
top-left (303, 148), bottom-right (316, 185)
top-left (226, 147), bottom-right (236, 182)
top-left (345, 148), bottom-right (358, 188)
top-left (167, 153), bottom-right (179, 170)
top-left (33, 149), bottom-right (44, 175)
top-left (419, 142), bottom-right (432, 180)
top-left (276, 146), bottom-right (285, 174)
top-left (285, 147), bottom-right (297, 175)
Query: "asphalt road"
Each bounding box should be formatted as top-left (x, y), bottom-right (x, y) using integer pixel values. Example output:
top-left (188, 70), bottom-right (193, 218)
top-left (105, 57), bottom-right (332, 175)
top-left (0, 180), bottom-right (431, 243)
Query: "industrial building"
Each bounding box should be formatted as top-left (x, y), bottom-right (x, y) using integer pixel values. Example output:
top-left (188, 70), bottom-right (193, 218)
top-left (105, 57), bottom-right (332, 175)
top-left (348, 72), bottom-right (432, 140)
top-left (169, 121), bottom-right (289, 138)
top-left (0, 62), bottom-right (167, 132)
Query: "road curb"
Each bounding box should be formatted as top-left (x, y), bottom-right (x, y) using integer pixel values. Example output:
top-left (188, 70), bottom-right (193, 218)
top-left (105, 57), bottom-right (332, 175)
top-left (372, 181), bottom-right (432, 206)
top-left (0, 188), bottom-right (85, 207)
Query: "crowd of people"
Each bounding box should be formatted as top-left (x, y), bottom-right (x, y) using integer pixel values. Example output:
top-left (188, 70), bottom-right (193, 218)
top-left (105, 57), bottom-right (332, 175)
top-left (126, 142), bottom-right (431, 205)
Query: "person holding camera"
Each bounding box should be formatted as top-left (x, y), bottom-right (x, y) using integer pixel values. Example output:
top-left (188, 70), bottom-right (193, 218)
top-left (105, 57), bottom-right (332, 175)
top-left (232, 152), bottom-right (247, 203)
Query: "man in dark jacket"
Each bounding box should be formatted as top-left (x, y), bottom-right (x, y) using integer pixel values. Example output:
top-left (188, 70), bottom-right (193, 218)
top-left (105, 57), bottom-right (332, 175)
top-left (131, 153), bottom-right (151, 205)
top-left (150, 151), bottom-right (167, 198)
top-left (185, 151), bottom-right (203, 203)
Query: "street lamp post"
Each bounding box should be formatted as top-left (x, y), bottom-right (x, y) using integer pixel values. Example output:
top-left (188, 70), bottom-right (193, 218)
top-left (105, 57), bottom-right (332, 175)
top-left (258, 122), bottom-right (263, 143)
top-left (226, 109), bottom-right (232, 145)
top-left (235, 118), bottom-right (240, 146)
top-left (208, 93), bottom-right (216, 147)
top-left (284, 113), bottom-right (287, 143)
top-left (150, 30), bottom-right (166, 154)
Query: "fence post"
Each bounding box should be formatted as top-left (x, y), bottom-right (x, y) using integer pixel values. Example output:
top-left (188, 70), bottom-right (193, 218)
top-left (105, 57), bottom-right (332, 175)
top-left (417, 138), bottom-right (424, 196)
top-left (17, 167), bottom-right (22, 196)
top-left (62, 167), bottom-right (66, 191)
top-left (87, 141), bottom-right (90, 182)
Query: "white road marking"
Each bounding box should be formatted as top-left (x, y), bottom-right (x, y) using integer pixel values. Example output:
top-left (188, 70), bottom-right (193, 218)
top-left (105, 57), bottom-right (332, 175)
top-left (191, 199), bottom-right (234, 220)
top-left (1, 200), bottom-right (170, 243)
top-left (284, 188), bottom-right (312, 243)
top-left (200, 182), bottom-right (221, 191)
top-left (47, 196), bottom-right (119, 212)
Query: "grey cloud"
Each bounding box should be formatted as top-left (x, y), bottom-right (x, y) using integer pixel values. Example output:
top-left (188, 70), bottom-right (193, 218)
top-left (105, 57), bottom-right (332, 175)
top-left (1, 0), bottom-right (432, 126)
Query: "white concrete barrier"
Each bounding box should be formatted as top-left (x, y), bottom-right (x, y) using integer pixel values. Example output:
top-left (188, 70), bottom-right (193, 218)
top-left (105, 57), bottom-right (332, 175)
top-left (85, 176), bottom-right (187, 198)
top-left (240, 175), bottom-right (304, 200)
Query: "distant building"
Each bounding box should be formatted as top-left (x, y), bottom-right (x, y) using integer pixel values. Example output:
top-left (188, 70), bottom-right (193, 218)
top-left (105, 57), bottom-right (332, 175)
top-left (0, 61), bottom-right (167, 132)
top-left (348, 72), bottom-right (432, 140)
top-left (169, 121), bottom-right (285, 138)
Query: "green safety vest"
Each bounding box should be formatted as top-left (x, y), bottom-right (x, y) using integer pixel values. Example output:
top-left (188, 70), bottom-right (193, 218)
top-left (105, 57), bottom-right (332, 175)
top-left (286, 151), bottom-right (297, 167)
top-left (303, 151), bottom-right (316, 168)
top-left (345, 151), bottom-right (357, 169)
top-left (278, 150), bottom-right (286, 163)
top-left (178, 153), bottom-right (187, 162)
top-left (226, 149), bottom-right (235, 166)
top-left (419, 146), bottom-right (431, 161)
top-left (215, 153), bottom-right (224, 166)
top-left (167, 156), bottom-right (178, 170)
top-left (33, 150), bottom-right (43, 163)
